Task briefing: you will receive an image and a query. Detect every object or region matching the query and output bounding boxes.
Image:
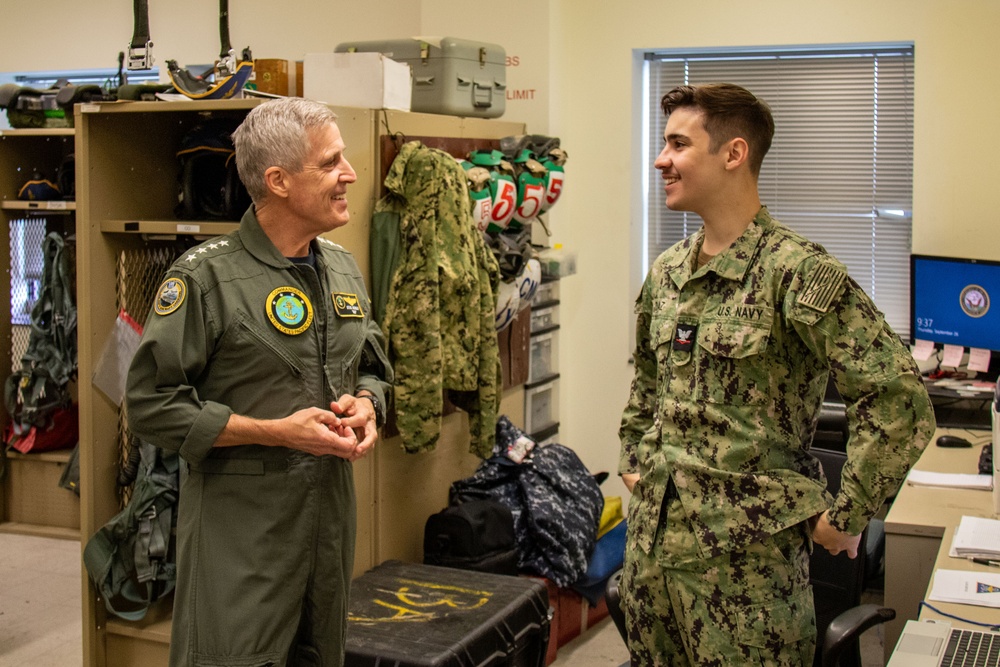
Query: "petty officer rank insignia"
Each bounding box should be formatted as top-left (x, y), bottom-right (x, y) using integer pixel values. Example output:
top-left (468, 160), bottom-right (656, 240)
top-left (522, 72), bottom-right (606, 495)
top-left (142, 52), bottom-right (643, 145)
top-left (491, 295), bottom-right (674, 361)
top-left (673, 323), bottom-right (697, 352)
top-left (332, 293), bottom-right (364, 318)
top-left (267, 286), bottom-right (313, 335)
top-left (154, 278), bottom-right (186, 316)
top-left (797, 263), bottom-right (847, 313)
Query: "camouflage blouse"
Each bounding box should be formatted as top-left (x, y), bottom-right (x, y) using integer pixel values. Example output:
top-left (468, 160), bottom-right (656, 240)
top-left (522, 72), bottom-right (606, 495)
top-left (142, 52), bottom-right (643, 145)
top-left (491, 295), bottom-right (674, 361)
top-left (620, 207), bottom-right (935, 559)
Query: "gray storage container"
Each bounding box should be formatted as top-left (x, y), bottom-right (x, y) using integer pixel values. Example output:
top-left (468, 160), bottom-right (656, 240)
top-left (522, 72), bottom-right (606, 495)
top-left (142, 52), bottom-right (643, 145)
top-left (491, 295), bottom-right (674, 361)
top-left (335, 37), bottom-right (506, 118)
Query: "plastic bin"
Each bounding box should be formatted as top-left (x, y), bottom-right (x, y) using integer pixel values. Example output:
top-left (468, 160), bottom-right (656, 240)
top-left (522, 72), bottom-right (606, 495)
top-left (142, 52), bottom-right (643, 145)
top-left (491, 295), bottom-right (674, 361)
top-left (528, 331), bottom-right (558, 384)
top-left (530, 306), bottom-right (558, 333)
top-left (525, 378), bottom-right (559, 435)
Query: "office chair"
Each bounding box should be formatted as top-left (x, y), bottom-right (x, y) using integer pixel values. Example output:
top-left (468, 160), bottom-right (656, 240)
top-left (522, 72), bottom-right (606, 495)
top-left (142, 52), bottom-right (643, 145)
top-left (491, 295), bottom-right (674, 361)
top-left (605, 447), bottom-right (892, 666)
top-left (814, 400), bottom-right (887, 591)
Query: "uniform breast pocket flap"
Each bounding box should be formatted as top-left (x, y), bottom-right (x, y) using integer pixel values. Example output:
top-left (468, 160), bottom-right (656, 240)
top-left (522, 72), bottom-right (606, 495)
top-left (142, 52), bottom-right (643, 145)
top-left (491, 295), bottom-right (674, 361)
top-left (697, 310), bottom-right (773, 360)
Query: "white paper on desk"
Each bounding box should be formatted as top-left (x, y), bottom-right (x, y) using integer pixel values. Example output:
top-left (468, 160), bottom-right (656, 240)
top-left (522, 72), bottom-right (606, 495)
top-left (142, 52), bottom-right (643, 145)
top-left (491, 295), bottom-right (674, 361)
top-left (949, 515), bottom-right (1000, 558)
top-left (929, 569), bottom-right (1000, 608)
top-left (906, 469), bottom-right (992, 490)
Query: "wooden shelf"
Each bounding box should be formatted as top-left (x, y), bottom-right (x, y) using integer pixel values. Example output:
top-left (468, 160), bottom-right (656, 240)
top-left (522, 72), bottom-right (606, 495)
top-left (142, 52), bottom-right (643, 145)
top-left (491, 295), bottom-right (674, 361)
top-left (7, 449), bottom-right (74, 464)
top-left (106, 610), bottom-right (172, 643)
top-left (0, 521), bottom-right (80, 541)
top-left (78, 99), bottom-right (260, 116)
top-left (0, 128), bottom-right (75, 137)
top-left (101, 220), bottom-right (239, 236)
top-left (2, 200), bottom-right (76, 212)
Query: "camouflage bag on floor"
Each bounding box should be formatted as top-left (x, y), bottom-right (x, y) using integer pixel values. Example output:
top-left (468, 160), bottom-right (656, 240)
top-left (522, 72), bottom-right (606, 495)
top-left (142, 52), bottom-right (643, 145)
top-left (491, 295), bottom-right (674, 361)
top-left (449, 416), bottom-right (604, 586)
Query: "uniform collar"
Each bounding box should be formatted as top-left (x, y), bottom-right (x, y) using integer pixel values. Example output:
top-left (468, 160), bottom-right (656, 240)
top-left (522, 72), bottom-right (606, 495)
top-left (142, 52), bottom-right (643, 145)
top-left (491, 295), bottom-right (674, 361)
top-left (238, 206), bottom-right (325, 270)
top-left (666, 206), bottom-right (772, 286)
top-left (382, 141), bottom-right (423, 199)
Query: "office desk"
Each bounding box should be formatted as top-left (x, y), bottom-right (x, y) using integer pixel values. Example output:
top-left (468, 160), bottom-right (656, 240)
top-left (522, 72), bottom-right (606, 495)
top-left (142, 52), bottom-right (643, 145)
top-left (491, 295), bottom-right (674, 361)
top-left (883, 428), bottom-right (994, 660)
top-left (918, 524), bottom-right (1000, 628)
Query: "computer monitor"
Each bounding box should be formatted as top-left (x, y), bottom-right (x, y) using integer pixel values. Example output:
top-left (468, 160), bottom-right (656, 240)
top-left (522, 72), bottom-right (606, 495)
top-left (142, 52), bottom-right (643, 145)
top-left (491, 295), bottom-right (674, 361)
top-left (910, 254), bottom-right (1000, 354)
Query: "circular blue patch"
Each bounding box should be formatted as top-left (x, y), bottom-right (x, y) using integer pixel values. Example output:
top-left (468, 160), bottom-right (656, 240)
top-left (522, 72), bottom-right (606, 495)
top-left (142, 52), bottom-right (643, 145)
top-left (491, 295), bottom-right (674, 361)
top-left (266, 286), bottom-right (313, 335)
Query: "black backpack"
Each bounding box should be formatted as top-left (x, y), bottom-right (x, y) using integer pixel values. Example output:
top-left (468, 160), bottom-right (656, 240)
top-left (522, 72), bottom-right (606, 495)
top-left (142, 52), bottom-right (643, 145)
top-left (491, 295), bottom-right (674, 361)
top-left (423, 499), bottom-right (518, 575)
top-left (83, 442), bottom-right (180, 620)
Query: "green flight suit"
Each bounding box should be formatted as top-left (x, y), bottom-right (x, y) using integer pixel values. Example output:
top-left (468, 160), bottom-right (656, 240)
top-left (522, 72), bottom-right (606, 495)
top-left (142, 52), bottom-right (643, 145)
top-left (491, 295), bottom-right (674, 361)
top-left (618, 207), bottom-right (935, 664)
top-left (126, 208), bottom-right (392, 667)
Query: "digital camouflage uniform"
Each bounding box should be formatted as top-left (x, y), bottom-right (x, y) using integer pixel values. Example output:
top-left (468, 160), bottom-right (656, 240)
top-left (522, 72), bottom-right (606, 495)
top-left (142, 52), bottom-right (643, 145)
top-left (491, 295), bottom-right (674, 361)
top-left (126, 208), bottom-right (392, 667)
top-left (619, 207), bottom-right (935, 665)
top-left (374, 141), bottom-right (502, 458)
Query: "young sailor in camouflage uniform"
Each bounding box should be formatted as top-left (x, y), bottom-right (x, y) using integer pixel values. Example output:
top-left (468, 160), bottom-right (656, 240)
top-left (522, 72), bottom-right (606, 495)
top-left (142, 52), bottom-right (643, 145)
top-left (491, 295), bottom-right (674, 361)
top-left (126, 98), bottom-right (392, 667)
top-left (618, 83), bottom-right (935, 665)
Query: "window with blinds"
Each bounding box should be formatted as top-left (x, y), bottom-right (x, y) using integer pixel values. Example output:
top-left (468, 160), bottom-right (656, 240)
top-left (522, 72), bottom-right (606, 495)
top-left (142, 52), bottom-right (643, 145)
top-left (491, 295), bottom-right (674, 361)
top-left (642, 44), bottom-right (914, 337)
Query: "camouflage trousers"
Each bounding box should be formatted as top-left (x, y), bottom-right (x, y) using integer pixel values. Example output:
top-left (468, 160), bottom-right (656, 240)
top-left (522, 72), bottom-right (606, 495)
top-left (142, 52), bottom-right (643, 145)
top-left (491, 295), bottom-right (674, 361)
top-left (621, 497), bottom-right (816, 666)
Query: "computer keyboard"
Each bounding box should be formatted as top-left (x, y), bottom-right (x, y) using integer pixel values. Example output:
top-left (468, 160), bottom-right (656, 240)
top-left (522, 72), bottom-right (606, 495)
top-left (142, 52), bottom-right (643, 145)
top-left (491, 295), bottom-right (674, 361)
top-left (940, 628), bottom-right (1000, 667)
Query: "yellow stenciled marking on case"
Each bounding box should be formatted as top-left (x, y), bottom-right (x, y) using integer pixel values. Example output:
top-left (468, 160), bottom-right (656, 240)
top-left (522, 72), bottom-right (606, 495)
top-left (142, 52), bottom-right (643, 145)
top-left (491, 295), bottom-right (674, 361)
top-left (393, 586), bottom-right (490, 609)
top-left (347, 579), bottom-right (493, 623)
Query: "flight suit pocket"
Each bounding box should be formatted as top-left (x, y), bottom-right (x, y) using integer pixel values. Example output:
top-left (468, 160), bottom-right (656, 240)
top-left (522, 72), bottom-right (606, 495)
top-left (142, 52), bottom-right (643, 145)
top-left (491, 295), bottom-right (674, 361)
top-left (695, 312), bottom-right (773, 406)
top-left (213, 312), bottom-right (309, 417)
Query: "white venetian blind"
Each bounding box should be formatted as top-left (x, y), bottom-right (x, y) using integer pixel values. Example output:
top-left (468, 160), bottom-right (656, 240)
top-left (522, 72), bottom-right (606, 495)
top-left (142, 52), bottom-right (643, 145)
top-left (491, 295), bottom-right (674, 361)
top-left (644, 44), bottom-right (914, 337)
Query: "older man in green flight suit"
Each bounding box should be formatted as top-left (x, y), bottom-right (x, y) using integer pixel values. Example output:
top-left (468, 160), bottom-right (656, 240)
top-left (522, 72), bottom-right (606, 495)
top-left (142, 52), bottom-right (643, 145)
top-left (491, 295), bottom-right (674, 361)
top-left (127, 97), bottom-right (392, 667)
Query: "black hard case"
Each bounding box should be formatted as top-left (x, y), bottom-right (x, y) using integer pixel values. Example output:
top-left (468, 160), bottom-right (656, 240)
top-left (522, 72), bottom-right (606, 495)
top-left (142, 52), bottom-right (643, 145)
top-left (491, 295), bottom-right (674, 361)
top-left (345, 560), bottom-right (550, 667)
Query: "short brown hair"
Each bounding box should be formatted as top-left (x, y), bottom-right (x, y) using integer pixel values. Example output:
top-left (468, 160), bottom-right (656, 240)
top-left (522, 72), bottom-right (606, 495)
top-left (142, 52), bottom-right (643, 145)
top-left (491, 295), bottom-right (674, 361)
top-left (661, 83), bottom-right (774, 175)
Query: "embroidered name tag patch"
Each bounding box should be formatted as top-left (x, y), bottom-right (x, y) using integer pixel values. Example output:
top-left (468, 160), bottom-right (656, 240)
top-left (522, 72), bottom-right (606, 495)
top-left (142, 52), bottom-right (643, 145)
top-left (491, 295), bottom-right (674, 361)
top-left (154, 278), bottom-right (186, 315)
top-left (267, 287), bottom-right (313, 335)
top-left (332, 293), bottom-right (364, 318)
top-left (673, 324), bottom-right (697, 352)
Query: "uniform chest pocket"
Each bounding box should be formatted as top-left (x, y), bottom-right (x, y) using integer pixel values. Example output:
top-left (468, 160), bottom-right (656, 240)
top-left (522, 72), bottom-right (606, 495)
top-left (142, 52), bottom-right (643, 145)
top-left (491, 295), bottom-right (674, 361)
top-left (216, 312), bottom-right (307, 386)
top-left (695, 310), bottom-right (773, 406)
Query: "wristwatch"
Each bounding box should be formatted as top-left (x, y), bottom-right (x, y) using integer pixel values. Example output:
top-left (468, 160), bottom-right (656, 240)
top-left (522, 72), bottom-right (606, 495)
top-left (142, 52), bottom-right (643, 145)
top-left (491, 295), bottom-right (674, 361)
top-left (357, 393), bottom-right (383, 428)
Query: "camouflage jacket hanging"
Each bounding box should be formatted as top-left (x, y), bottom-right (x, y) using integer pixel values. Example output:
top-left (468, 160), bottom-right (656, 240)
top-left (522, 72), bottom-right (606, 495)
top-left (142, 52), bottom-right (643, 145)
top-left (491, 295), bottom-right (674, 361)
top-left (375, 141), bottom-right (501, 457)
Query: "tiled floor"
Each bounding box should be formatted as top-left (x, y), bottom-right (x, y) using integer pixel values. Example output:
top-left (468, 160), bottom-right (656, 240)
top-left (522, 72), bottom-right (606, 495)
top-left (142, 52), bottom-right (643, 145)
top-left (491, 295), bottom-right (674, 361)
top-left (0, 533), bottom-right (83, 666)
top-left (0, 532), bottom-right (884, 667)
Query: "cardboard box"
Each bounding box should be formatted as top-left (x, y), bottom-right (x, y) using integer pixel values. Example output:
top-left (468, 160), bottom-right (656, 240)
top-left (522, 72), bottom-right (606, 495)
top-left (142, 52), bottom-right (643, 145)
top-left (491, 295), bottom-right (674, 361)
top-left (303, 52), bottom-right (411, 111)
top-left (252, 59), bottom-right (292, 96)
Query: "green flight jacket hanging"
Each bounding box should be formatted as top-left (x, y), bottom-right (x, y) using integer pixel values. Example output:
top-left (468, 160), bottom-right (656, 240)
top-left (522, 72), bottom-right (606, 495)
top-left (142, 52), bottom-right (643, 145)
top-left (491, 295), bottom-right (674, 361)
top-left (373, 141), bottom-right (501, 457)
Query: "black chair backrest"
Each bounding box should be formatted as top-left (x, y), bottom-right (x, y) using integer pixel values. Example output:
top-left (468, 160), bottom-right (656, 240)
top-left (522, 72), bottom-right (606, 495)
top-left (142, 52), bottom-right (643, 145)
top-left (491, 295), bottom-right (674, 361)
top-left (810, 446), bottom-right (869, 667)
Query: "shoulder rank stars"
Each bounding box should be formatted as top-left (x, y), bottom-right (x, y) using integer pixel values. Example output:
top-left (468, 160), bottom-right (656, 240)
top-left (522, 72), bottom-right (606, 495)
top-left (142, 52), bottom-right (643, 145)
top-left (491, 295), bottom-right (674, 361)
top-left (186, 239), bottom-right (230, 263)
top-left (316, 237), bottom-right (344, 251)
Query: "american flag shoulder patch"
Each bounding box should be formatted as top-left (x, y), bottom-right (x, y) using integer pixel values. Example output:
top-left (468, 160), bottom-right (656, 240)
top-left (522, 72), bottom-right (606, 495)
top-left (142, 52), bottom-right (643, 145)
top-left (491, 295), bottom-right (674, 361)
top-left (797, 263), bottom-right (847, 313)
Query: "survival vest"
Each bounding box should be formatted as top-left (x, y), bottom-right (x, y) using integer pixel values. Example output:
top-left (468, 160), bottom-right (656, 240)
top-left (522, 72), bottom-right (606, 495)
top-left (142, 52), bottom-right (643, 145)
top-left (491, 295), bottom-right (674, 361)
top-left (83, 441), bottom-right (180, 621)
top-left (3, 232), bottom-right (77, 457)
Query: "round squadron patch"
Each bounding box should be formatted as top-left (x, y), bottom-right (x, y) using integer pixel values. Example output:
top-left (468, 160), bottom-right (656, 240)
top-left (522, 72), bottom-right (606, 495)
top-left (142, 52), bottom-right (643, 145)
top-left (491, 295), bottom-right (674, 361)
top-left (153, 278), bottom-right (186, 316)
top-left (960, 284), bottom-right (990, 318)
top-left (266, 287), bottom-right (313, 335)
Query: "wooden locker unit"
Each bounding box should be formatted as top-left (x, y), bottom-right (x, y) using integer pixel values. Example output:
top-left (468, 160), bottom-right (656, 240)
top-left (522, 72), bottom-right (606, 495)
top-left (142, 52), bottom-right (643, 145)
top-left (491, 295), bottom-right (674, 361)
top-left (0, 127), bottom-right (80, 539)
top-left (75, 100), bottom-right (525, 666)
